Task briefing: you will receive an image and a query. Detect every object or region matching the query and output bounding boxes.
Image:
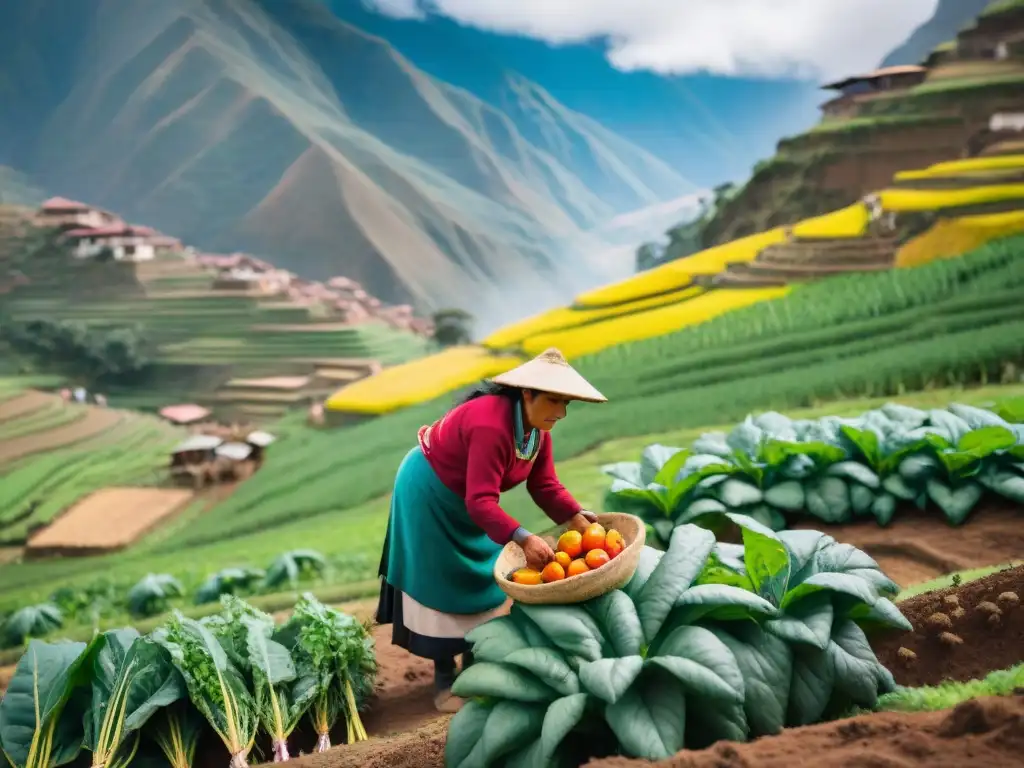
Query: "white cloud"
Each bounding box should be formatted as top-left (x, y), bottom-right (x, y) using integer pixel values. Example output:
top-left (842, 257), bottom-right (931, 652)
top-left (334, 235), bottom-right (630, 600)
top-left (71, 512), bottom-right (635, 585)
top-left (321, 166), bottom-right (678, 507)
top-left (363, 0), bottom-right (938, 81)
top-left (362, 0), bottom-right (425, 20)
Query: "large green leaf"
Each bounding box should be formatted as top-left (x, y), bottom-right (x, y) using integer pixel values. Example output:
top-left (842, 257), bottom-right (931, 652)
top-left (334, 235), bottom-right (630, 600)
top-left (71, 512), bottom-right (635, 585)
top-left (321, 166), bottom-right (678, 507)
top-left (516, 606), bottom-right (605, 663)
top-left (465, 617), bottom-right (529, 663)
top-left (505, 694), bottom-right (589, 768)
top-left (838, 426), bottom-right (882, 469)
top-left (623, 548), bottom-right (665, 601)
top-left (781, 572), bottom-right (878, 611)
top-left (503, 649), bottom-right (579, 697)
top-left (636, 525), bottom-right (715, 642)
top-left (0, 638), bottom-right (99, 768)
top-left (827, 620), bottom-right (887, 710)
top-left (450, 700), bottom-right (545, 768)
top-left (925, 479), bottom-right (983, 525)
top-left (586, 591), bottom-right (644, 657)
top-left (605, 674), bottom-right (686, 760)
top-left (445, 700), bottom-right (491, 768)
top-left (765, 593), bottom-right (834, 650)
top-left (709, 624), bottom-right (791, 738)
top-left (578, 657), bottom-right (643, 705)
top-left (450, 663), bottom-right (557, 703)
top-left (86, 630), bottom-right (185, 766)
top-left (670, 584), bottom-right (778, 625)
top-left (507, 606), bottom-right (553, 651)
top-left (726, 514), bottom-right (790, 608)
top-left (786, 646), bottom-right (833, 726)
top-left (649, 626), bottom-right (744, 705)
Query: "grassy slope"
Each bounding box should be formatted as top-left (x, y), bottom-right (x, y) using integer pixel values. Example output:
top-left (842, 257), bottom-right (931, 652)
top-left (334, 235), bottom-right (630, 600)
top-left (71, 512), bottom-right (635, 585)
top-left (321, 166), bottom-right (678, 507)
top-left (1, 382), bottom-right (1021, 614)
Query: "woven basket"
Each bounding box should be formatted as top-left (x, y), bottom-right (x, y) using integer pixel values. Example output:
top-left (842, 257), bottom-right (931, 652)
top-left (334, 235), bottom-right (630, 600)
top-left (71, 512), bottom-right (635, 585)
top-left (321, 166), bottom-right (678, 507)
top-left (493, 513), bottom-right (646, 605)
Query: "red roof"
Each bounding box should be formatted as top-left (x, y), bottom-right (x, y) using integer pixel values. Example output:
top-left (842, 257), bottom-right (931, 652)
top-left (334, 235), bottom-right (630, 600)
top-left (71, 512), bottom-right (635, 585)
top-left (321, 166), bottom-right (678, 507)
top-left (159, 404), bottom-right (211, 424)
top-left (40, 196), bottom-right (93, 212)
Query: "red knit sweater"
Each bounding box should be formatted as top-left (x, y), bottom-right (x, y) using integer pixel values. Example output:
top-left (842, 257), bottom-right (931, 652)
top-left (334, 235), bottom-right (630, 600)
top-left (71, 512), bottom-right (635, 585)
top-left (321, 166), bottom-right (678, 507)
top-left (417, 395), bottom-right (581, 544)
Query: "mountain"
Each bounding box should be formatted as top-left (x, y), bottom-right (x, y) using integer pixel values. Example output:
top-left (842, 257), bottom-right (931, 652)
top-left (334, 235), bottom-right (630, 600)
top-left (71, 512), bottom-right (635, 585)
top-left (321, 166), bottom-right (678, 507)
top-left (879, 0), bottom-right (992, 67)
top-left (0, 0), bottom-right (693, 316)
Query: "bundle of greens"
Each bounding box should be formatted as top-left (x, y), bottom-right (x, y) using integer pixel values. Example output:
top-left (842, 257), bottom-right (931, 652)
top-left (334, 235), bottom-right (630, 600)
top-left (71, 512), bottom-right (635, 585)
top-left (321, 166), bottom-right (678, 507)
top-left (273, 593), bottom-right (377, 751)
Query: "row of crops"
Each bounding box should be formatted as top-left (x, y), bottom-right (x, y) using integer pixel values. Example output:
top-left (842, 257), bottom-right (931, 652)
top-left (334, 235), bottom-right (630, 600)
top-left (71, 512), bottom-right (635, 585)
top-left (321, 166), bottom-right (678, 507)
top-left (0, 416), bottom-right (179, 546)
top-left (446, 513), bottom-right (910, 764)
top-left (0, 550), bottom-right (331, 648)
top-left (603, 402), bottom-right (1024, 547)
top-left (0, 593), bottom-right (376, 768)
top-left (170, 236), bottom-right (1024, 551)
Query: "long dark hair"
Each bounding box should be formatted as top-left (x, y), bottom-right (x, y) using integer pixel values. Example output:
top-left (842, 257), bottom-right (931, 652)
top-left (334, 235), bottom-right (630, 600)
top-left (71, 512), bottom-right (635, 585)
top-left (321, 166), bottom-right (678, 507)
top-left (457, 380), bottom-right (522, 406)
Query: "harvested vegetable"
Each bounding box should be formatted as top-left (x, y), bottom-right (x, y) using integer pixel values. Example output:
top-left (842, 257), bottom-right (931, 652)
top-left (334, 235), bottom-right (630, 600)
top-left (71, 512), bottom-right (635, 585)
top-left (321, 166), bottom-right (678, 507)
top-left (0, 638), bottom-right (98, 768)
top-left (446, 514), bottom-right (909, 765)
top-left (510, 524), bottom-right (626, 586)
top-left (2, 604), bottom-right (63, 647)
top-left (262, 550), bottom-right (328, 591)
top-left (84, 628), bottom-right (184, 768)
top-left (150, 704), bottom-right (202, 768)
top-left (126, 575), bottom-right (184, 619)
top-left (273, 594), bottom-right (377, 751)
top-left (151, 615), bottom-right (257, 768)
top-left (604, 402), bottom-right (1024, 546)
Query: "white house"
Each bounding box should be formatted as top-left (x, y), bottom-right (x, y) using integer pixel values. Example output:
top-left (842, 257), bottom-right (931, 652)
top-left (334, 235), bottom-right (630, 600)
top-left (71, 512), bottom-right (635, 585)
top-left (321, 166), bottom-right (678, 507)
top-left (35, 197), bottom-right (122, 230)
top-left (990, 112), bottom-right (1024, 133)
top-left (63, 224), bottom-right (161, 262)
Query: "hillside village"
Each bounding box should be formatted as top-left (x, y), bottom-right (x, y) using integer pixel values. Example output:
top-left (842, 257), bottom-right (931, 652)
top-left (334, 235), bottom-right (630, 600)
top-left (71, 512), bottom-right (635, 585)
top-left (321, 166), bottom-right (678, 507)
top-left (0, 196), bottom-right (436, 424)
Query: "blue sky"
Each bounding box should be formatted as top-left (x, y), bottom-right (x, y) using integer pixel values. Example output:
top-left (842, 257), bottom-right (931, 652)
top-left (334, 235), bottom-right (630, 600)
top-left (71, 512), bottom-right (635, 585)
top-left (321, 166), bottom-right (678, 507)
top-left (327, 0), bottom-right (937, 189)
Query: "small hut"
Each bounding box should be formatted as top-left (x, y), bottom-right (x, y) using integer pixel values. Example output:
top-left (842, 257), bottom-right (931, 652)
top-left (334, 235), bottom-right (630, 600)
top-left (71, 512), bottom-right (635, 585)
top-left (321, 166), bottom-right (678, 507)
top-left (245, 430), bottom-right (276, 464)
top-left (169, 434), bottom-right (224, 486)
top-left (160, 404), bottom-right (211, 426)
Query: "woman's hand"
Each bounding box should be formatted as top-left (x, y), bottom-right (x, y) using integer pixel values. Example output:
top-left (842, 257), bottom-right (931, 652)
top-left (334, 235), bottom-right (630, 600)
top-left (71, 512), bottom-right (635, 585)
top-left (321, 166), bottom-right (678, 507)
top-left (521, 534), bottom-right (555, 570)
top-left (566, 510), bottom-right (598, 532)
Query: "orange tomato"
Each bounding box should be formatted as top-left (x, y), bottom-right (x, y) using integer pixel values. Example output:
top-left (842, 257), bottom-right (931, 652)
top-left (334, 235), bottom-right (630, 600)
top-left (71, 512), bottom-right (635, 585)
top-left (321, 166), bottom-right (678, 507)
top-left (566, 558), bottom-right (590, 577)
top-left (557, 530), bottom-right (584, 558)
top-left (511, 568), bottom-right (543, 585)
top-left (541, 562), bottom-right (566, 583)
top-left (585, 548), bottom-right (610, 569)
top-left (604, 529), bottom-right (625, 558)
top-left (554, 551), bottom-right (572, 569)
top-left (581, 523), bottom-right (607, 553)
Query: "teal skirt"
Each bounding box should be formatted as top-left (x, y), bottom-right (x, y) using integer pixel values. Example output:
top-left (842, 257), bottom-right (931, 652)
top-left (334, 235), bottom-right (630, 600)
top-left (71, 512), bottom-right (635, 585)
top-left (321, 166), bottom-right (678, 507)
top-left (378, 446), bottom-right (505, 616)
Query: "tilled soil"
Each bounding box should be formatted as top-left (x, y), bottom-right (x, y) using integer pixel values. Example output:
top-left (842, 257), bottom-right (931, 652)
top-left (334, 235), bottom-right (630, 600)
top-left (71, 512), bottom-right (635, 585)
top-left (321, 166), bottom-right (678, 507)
top-left (873, 564), bottom-right (1024, 688)
top-left (791, 504), bottom-right (1024, 589)
top-left (0, 405), bottom-right (121, 465)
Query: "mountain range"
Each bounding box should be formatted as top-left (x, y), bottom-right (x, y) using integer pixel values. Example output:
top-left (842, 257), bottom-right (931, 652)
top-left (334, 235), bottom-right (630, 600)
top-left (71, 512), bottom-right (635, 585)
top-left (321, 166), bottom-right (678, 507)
top-left (0, 0), bottom-right (703, 319)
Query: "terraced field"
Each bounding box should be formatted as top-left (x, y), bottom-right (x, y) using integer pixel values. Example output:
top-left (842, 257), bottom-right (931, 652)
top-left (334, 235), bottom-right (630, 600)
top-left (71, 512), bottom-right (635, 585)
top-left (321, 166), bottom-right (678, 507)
top-left (0, 388), bottom-right (183, 548)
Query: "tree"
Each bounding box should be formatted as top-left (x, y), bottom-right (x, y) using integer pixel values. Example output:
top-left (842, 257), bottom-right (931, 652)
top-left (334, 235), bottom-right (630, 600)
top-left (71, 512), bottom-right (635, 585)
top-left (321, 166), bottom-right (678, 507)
top-left (431, 308), bottom-right (473, 347)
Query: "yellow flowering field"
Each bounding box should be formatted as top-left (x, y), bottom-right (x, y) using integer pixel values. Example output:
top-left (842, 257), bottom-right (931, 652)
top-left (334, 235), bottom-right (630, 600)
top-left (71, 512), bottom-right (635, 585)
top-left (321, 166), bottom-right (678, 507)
top-left (481, 286), bottom-right (704, 350)
top-left (895, 210), bottom-right (1024, 267)
top-left (894, 154), bottom-right (1024, 181)
top-left (791, 203), bottom-right (869, 239)
top-left (879, 184), bottom-right (1024, 211)
top-left (520, 287), bottom-right (790, 358)
top-left (324, 346), bottom-right (523, 415)
top-left (572, 227), bottom-right (786, 308)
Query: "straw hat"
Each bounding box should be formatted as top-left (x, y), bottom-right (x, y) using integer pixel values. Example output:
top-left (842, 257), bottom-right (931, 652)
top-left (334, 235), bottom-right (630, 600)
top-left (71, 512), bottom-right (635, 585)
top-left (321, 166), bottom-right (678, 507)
top-left (492, 348), bottom-right (607, 403)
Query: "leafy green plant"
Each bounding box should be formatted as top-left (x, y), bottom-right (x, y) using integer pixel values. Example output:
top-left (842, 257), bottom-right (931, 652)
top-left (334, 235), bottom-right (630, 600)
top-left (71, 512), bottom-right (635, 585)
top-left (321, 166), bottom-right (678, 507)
top-left (83, 629), bottom-right (184, 768)
top-left (605, 402), bottom-right (1024, 546)
top-left (194, 568), bottom-right (265, 606)
top-left (0, 638), bottom-right (99, 768)
top-left (127, 575), bottom-right (185, 618)
top-left (262, 551), bottom-right (327, 591)
top-left (273, 593), bottom-right (377, 750)
top-left (445, 515), bottom-right (908, 766)
top-left (2, 603), bottom-right (63, 647)
top-left (151, 615), bottom-right (258, 768)
top-left (149, 704), bottom-right (203, 768)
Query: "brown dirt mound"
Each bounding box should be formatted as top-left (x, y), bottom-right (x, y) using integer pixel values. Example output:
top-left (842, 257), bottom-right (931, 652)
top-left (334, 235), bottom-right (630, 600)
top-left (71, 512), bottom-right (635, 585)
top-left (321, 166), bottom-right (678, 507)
top-left (793, 504), bottom-right (1024, 589)
top-left (873, 564), bottom-right (1024, 688)
top-left (0, 405), bottom-right (121, 465)
top-left (583, 694), bottom-right (1024, 768)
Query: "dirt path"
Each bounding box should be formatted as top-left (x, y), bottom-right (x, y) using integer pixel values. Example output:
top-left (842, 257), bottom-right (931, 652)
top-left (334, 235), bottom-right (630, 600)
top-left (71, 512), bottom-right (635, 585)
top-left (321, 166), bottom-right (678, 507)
top-left (792, 504), bottom-right (1024, 589)
top-left (0, 406), bottom-right (121, 465)
top-left (0, 391), bottom-right (53, 422)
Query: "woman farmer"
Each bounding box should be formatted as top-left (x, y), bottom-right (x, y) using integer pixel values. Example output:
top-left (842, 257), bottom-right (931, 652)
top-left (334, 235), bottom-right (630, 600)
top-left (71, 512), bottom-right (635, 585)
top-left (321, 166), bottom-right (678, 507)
top-left (376, 347), bottom-right (606, 713)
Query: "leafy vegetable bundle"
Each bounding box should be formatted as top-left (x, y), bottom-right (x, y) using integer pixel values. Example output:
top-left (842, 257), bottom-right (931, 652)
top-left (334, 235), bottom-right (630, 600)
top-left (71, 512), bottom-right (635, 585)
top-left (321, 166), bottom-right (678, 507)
top-left (0, 594), bottom-right (376, 768)
top-left (445, 513), bottom-right (909, 767)
top-left (604, 402), bottom-right (1024, 547)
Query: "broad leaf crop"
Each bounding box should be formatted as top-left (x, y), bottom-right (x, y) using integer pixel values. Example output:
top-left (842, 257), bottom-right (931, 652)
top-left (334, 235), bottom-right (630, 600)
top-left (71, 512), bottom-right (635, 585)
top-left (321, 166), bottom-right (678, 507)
top-left (446, 516), bottom-right (908, 766)
top-left (605, 402), bottom-right (1024, 544)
